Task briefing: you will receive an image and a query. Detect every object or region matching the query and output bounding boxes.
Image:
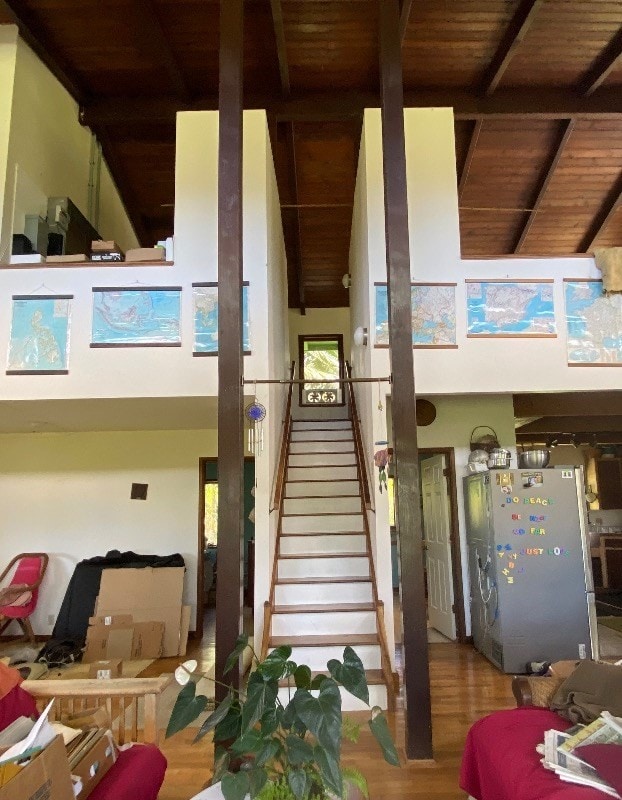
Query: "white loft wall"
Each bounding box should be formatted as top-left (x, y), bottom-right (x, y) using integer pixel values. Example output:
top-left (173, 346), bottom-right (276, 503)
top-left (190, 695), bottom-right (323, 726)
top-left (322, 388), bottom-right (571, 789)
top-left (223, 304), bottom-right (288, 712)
top-left (361, 108), bottom-right (618, 395)
top-left (0, 27), bottom-right (18, 259)
top-left (0, 428), bottom-right (218, 635)
top-left (1, 31), bottom-right (139, 256)
top-left (254, 124), bottom-right (290, 647)
top-left (0, 111), bottom-right (274, 404)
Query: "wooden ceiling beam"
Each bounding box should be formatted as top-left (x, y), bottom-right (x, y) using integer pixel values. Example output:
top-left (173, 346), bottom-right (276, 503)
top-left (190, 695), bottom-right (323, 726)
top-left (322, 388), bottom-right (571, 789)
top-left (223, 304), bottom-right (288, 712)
top-left (130, 0), bottom-right (191, 102)
top-left (80, 86), bottom-right (622, 126)
top-left (269, 0), bottom-right (290, 96)
top-left (479, 0), bottom-right (544, 96)
top-left (579, 170), bottom-right (622, 253)
top-left (578, 26), bottom-right (622, 96)
top-left (458, 120), bottom-right (482, 199)
top-left (0, 0), bottom-right (86, 103)
top-left (284, 122), bottom-right (306, 314)
top-left (399, 0), bottom-right (413, 43)
top-left (513, 119), bottom-right (574, 253)
top-left (95, 126), bottom-right (151, 245)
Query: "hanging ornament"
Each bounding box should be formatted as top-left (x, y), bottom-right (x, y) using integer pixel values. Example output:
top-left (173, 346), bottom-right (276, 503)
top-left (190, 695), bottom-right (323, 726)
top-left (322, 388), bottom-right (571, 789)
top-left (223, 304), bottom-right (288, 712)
top-left (245, 395), bottom-right (266, 455)
top-left (374, 380), bottom-right (389, 492)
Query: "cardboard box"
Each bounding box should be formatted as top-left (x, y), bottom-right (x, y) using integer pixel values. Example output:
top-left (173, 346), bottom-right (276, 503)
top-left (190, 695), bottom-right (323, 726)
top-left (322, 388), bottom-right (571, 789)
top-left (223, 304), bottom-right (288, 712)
top-left (61, 707), bottom-right (110, 731)
top-left (87, 660), bottom-right (122, 679)
top-left (0, 734), bottom-right (74, 800)
top-left (71, 731), bottom-right (116, 799)
top-left (96, 567), bottom-right (185, 657)
top-left (89, 615), bottom-right (133, 627)
top-left (124, 247), bottom-right (166, 262)
top-left (83, 619), bottom-right (164, 662)
top-left (91, 240), bottom-right (122, 251)
top-left (45, 254), bottom-right (87, 263)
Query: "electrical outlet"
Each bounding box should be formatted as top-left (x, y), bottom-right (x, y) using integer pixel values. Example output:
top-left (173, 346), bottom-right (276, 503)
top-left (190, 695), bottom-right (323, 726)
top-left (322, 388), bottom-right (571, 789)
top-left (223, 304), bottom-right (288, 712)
top-left (578, 643), bottom-right (586, 659)
top-left (47, 614), bottom-right (55, 626)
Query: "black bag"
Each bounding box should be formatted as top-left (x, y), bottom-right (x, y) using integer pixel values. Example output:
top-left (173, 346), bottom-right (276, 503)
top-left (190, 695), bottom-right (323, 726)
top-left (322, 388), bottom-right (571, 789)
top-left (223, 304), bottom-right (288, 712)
top-left (37, 637), bottom-right (83, 667)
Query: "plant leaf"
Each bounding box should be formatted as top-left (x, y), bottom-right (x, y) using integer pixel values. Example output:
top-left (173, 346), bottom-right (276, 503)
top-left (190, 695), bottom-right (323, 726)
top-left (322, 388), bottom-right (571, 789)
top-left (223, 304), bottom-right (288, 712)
top-left (212, 749), bottom-right (230, 784)
top-left (310, 674), bottom-right (328, 690)
top-left (313, 744), bottom-right (343, 797)
top-left (287, 768), bottom-right (309, 800)
top-left (284, 734), bottom-right (314, 766)
top-left (247, 767), bottom-right (268, 798)
top-left (342, 716), bottom-right (361, 744)
top-left (258, 645), bottom-right (293, 680)
top-left (294, 664), bottom-right (311, 689)
top-left (214, 701), bottom-right (242, 744)
top-left (255, 738), bottom-right (281, 768)
top-left (342, 766), bottom-right (369, 799)
top-left (166, 681), bottom-right (209, 738)
top-left (260, 707), bottom-right (281, 737)
top-left (281, 698), bottom-right (296, 730)
top-left (293, 680), bottom-right (342, 758)
top-left (327, 647), bottom-right (369, 705)
top-left (194, 692), bottom-right (234, 742)
top-left (368, 708), bottom-right (400, 766)
top-left (241, 671), bottom-right (279, 735)
top-left (224, 634), bottom-right (250, 675)
top-left (230, 727), bottom-right (265, 755)
top-left (222, 771), bottom-right (250, 800)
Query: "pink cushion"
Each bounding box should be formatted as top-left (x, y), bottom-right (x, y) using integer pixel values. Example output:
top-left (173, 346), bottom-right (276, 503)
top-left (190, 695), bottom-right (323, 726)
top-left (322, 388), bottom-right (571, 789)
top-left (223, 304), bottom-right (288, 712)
top-left (460, 707), bottom-right (608, 800)
top-left (577, 744), bottom-right (622, 794)
top-left (88, 744), bottom-right (167, 800)
top-left (0, 685), bottom-right (38, 730)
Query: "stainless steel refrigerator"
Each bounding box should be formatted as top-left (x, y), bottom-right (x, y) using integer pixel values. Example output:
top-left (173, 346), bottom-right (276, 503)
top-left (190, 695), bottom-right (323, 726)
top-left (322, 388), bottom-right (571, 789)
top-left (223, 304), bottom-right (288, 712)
top-left (464, 466), bottom-right (598, 674)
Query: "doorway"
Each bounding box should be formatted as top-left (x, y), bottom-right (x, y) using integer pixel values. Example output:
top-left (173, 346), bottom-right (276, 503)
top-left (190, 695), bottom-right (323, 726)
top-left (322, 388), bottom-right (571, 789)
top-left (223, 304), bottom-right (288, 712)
top-left (196, 458), bottom-right (256, 639)
top-left (298, 334), bottom-right (345, 407)
top-left (392, 447), bottom-right (465, 645)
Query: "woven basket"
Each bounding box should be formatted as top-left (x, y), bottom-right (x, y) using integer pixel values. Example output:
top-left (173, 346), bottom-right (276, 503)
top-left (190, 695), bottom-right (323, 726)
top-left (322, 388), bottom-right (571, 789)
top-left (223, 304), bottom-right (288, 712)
top-left (469, 426), bottom-right (500, 454)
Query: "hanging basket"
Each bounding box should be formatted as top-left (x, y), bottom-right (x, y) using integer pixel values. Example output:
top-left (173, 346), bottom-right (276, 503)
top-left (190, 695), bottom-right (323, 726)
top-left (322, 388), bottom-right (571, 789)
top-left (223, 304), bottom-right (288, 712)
top-left (469, 426), bottom-right (500, 454)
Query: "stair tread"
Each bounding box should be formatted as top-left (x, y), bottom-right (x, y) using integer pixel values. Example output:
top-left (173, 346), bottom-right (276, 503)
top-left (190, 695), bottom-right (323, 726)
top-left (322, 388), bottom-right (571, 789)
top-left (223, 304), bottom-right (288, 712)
top-left (278, 668), bottom-right (384, 687)
top-left (270, 633), bottom-right (379, 647)
top-left (280, 531), bottom-right (365, 537)
top-left (279, 551), bottom-right (367, 560)
top-left (273, 602), bottom-right (376, 613)
top-left (277, 576), bottom-right (371, 585)
top-left (282, 511), bottom-right (362, 517)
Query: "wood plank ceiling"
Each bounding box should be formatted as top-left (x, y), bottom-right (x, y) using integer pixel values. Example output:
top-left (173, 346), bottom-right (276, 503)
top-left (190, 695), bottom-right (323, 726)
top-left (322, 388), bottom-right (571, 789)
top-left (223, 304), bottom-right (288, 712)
top-left (2, 1), bottom-right (622, 308)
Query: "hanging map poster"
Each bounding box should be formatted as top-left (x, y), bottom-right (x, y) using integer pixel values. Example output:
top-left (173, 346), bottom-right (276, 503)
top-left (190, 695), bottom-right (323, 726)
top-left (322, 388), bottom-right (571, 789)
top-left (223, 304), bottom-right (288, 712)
top-left (466, 280), bottom-right (556, 336)
top-left (91, 287), bottom-right (181, 346)
top-left (193, 283), bottom-right (250, 354)
top-left (564, 280), bottom-right (622, 365)
top-left (374, 283), bottom-right (457, 347)
top-left (7, 295), bottom-right (72, 374)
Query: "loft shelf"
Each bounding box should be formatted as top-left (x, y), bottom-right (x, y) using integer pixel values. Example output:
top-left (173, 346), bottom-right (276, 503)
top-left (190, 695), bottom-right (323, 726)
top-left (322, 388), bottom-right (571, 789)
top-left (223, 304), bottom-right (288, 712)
top-left (1, 261), bottom-right (174, 269)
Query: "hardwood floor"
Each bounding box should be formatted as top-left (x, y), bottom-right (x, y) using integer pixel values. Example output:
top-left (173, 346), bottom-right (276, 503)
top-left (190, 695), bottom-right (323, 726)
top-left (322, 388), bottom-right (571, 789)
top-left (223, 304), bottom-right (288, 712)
top-left (144, 633), bottom-right (515, 800)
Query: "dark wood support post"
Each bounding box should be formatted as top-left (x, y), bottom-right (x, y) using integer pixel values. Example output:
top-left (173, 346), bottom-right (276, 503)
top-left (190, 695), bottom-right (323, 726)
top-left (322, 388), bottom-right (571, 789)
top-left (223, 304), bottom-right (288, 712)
top-left (215, 0), bottom-right (244, 699)
top-left (378, 0), bottom-right (433, 761)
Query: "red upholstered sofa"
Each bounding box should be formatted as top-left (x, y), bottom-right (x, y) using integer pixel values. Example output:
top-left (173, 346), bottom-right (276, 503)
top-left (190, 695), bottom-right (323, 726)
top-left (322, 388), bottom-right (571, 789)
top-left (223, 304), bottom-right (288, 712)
top-left (460, 664), bottom-right (622, 800)
top-left (0, 681), bottom-right (167, 800)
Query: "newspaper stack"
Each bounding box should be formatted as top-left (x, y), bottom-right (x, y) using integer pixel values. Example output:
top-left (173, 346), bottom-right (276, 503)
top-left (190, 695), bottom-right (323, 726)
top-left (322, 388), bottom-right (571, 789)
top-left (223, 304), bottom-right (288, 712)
top-left (538, 712), bottom-right (622, 797)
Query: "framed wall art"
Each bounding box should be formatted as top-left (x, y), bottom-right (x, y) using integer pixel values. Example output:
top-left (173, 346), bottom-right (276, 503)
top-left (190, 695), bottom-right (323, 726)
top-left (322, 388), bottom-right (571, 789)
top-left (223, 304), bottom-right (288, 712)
top-left (466, 279), bottom-right (556, 337)
top-left (91, 286), bottom-right (182, 347)
top-left (192, 282), bottom-right (250, 355)
top-left (7, 294), bottom-right (72, 374)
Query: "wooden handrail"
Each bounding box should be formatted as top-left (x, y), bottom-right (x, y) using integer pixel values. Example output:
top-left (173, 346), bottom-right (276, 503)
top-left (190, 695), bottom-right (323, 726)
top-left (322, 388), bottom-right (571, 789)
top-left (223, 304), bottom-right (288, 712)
top-left (24, 675), bottom-right (173, 745)
top-left (344, 362), bottom-right (373, 510)
top-left (270, 361), bottom-right (296, 512)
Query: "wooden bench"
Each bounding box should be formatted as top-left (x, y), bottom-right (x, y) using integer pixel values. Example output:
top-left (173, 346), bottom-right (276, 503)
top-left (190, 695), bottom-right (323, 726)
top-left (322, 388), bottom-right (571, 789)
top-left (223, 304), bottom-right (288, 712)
top-left (23, 675), bottom-right (173, 745)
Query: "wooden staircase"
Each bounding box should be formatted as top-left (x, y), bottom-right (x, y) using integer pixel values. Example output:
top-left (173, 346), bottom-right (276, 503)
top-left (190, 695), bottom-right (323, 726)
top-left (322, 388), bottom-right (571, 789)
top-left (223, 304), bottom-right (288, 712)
top-left (263, 415), bottom-right (396, 711)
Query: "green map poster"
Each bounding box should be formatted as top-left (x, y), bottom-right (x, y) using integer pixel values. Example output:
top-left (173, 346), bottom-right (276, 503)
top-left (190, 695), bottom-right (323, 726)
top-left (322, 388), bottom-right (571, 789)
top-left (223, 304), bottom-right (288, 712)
top-left (565, 280), bottom-right (622, 365)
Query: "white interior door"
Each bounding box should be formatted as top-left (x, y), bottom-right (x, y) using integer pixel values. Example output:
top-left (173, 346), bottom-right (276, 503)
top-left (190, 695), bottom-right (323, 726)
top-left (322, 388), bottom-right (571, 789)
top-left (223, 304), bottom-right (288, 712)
top-left (421, 454), bottom-right (456, 640)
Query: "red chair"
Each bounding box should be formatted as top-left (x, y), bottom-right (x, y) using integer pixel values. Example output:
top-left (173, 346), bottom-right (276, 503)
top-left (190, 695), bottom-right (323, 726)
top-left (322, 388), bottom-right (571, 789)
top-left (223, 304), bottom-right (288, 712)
top-left (0, 553), bottom-right (49, 644)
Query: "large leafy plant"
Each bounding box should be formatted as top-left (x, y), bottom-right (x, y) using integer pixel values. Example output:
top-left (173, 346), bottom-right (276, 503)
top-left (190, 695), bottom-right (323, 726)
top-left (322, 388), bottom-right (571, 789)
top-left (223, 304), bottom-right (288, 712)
top-left (166, 635), bottom-right (399, 800)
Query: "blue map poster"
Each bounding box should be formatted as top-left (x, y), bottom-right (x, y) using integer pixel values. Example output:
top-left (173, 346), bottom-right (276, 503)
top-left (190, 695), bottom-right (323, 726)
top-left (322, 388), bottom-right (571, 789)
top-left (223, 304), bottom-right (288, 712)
top-left (375, 283), bottom-right (456, 347)
top-left (91, 287), bottom-right (181, 346)
top-left (193, 284), bottom-right (250, 354)
top-left (7, 295), bottom-right (72, 374)
top-left (466, 280), bottom-right (556, 336)
top-left (565, 280), bottom-right (622, 365)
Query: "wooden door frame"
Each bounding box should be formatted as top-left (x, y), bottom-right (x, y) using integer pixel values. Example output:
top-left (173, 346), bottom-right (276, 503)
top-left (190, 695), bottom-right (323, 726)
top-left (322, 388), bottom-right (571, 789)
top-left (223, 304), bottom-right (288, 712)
top-left (419, 447), bottom-right (466, 644)
top-left (298, 333), bottom-right (345, 407)
top-left (196, 456), bottom-right (255, 639)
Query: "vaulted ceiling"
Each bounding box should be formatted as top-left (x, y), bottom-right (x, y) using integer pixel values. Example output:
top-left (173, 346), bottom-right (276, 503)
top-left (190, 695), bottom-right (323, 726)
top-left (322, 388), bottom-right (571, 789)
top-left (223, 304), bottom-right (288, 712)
top-left (2, 0), bottom-right (622, 309)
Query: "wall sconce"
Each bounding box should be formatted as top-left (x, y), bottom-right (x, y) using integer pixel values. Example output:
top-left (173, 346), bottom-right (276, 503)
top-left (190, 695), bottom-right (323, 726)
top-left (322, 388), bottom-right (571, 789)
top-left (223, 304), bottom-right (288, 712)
top-left (353, 326), bottom-right (368, 347)
top-left (341, 273), bottom-right (351, 289)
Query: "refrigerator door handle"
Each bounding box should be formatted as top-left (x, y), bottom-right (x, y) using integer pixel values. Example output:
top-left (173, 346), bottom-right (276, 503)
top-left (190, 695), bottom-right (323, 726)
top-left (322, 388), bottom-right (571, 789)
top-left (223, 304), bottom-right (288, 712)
top-left (575, 468), bottom-right (594, 593)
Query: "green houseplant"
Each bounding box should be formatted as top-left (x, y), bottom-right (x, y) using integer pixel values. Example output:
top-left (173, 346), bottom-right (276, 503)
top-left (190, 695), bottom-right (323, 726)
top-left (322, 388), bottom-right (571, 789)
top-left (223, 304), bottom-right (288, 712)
top-left (166, 634), bottom-right (399, 800)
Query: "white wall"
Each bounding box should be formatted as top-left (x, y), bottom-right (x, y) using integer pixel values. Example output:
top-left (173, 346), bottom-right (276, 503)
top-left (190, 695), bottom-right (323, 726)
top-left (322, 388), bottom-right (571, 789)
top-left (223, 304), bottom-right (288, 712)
top-left (0, 428), bottom-right (218, 635)
top-left (1, 33), bottom-right (138, 256)
top-left (0, 26), bottom-right (18, 261)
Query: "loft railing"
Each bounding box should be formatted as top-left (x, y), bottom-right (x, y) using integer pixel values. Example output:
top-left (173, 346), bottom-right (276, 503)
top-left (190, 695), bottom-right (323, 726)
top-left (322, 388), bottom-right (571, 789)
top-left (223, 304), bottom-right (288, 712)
top-left (344, 361), bottom-right (374, 510)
